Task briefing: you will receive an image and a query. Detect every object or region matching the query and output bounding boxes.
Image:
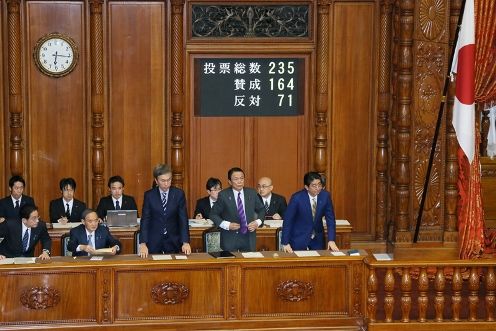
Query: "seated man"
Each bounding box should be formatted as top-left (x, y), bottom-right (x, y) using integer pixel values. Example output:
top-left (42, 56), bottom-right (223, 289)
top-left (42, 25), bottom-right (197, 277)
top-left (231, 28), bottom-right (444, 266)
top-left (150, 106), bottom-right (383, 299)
top-left (0, 204), bottom-right (51, 260)
top-left (49, 178), bottom-right (87, 223)
top-left (257, 177), bottom-right (287, 220)
top-left (67, 208), bottom-right (121, 256)
top-left (0, 175), bottom-right (36, 222)
top-left (96, 175), bottom-right (138, 219)
top-left (194, 177), bottom-right (222, 220)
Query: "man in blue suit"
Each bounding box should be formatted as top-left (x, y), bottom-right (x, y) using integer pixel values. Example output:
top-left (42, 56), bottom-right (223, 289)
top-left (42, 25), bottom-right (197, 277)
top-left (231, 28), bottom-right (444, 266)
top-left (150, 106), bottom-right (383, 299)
top-left (281, 172), bottom-right (339, 252)
top-left (67, 208), bottom-right (121, 256)
top-left (138, 164), bottom-right (190, 257)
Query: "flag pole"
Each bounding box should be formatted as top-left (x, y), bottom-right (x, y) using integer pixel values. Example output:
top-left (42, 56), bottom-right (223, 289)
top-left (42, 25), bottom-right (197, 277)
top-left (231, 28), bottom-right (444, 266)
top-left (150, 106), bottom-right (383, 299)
top-left (413, 0), bottom-right (469, 243)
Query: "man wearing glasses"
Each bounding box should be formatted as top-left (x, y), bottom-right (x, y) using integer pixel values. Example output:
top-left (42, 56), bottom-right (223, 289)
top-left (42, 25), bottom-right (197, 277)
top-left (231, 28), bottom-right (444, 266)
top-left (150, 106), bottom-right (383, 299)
top-left (0, 204), bottom-right (51, 260)
top-left (138, 164), bottom-right (191, 258)
top-left (257, 177), bottom-right (287, 220)
top-left (281, 171), bottom-right (339, 253)
top-left (194, 177), bottom-right (222, 220)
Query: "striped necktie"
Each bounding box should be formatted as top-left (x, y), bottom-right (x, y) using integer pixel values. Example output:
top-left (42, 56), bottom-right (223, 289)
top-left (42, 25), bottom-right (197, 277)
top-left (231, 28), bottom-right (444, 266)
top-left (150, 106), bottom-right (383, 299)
top-left (22, 229), bottom-right (29, 252)
top-left (264, 200), bottom-right (269, 214)
top-left (237, 192), bottom-right (248, 234)
top-left (311, 198), bottom-right (317, 220)
top-left (161, 191), bottom-right (168, 212)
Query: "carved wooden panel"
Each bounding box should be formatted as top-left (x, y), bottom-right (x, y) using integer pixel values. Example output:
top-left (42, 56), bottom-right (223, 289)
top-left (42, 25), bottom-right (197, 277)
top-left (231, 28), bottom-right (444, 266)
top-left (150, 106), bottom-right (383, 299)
top-left (329, 2), bottom-right (377, 240)
top-left (107, 2), bottom-right (167, 213)
top-left (0, 270), bottom-right (97, 323)
top-left (241, 264), bottom-right (348, 316)
top-left (481, 158), bottom-right (496, 228)
top-left (25, 1), bottom-right (86, 219)
top-left (114, 267), bottom-right (224, 319)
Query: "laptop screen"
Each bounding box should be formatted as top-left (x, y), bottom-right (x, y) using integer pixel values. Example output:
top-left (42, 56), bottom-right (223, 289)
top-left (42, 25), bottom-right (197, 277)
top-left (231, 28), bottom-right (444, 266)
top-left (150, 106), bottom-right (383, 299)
top-left (106, 210), bottom-right (138, 227)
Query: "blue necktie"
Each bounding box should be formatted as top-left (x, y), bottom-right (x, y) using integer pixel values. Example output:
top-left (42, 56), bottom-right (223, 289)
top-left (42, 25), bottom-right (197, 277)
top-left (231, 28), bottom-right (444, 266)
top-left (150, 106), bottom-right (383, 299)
top-left (22, 229), bottom-right (29, 252)
top-left (115, 200), bottom-right (120, 210)
top-left (87, 234), bottom-right (93, 247)
top-left (161, 192), bottom-right (167, 212)
top-left (15, 200), bottom-right (20, 209)
top-left (237, 192), bottom-right (248, 234)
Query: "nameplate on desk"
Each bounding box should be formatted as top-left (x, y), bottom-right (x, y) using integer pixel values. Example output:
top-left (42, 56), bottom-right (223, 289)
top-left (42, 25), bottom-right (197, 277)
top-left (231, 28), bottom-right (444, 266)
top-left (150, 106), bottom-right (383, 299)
top-left (294, 251), bottom-right (320, 257)
top-left (242, 252), bottom-right (264, 258)
top-left (152, 255), bottom-right (173, 260)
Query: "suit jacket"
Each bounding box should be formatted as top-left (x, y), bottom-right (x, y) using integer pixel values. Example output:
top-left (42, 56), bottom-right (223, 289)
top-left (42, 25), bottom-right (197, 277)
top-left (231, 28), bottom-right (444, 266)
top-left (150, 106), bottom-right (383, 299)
top-left (281, 189), bottom-right (336, 250)
top-left (210, 187), bottom-right (265, 252)
top-left (67, 224), bottom-right (121, 256)
top-left (139, 186), bottom-right (189, 253)
top-left (0, 218), bottom-right (51, 258)
top-left (49, 198), bottom-right (87, 223)
top-left (96, 194), bottom-right (138, 218)
top-left (259, 193), bottom-right (287, 219)
top-left (0, 195), bottom-right (35, 220)
top-left (194, 196), bottom-right (212, 219)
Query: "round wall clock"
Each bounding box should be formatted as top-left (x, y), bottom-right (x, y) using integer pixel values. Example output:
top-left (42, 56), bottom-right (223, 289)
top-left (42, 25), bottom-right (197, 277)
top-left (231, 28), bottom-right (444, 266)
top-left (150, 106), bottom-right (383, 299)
top-left (33, 32), bottom-right (79, 77)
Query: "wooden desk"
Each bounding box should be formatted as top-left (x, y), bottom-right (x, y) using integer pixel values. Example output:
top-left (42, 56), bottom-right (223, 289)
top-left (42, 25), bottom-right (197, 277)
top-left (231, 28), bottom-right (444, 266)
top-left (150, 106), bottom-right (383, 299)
top-left (0, 252), bottom-right (365, 330)
top-left (46, 224), bottom-right (353, 256)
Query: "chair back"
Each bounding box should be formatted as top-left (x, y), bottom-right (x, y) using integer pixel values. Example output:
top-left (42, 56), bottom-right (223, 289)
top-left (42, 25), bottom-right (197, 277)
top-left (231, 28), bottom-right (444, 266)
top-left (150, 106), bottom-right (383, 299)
top-left (202, 227), bottom-right (221, 253)
top-left (134, 230), bottom-right (140, 254)
top-left (61, 233), bottom-right (72, 256)
top-left (276, 227), bottom-right (283, 251)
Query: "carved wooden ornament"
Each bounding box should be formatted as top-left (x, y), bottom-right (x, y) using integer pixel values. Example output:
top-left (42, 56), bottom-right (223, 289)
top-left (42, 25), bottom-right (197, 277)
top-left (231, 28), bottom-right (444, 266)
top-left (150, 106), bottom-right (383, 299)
top-left (20, 286), bottom-right (60, 309)
top-left (151, 282), bottom-right (189, 305)
top-left (276, 280), bottom-right (314, 302)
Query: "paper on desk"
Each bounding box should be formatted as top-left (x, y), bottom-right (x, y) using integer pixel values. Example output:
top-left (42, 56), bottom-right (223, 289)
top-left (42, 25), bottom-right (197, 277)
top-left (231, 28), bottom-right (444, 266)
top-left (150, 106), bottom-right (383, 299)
top-left (90, 256), bottom-right (104, 261)
top-left (331, 251), bottom-right (346, 256)
top-left (0, 258), bottom-right (15, 264)
top-left (373, 253), bottom-right (393, 261)
top-left (152, 255), bottom-right (173, 260)
top-left (294, 250), bottom-right (320, 257)
top-left (242, 252), bottom-right (264, 258)
top-left (51, 222), bottom-right (80, 229)
top-left (264, 219), bottom-right (283, 228)
top-left (0, 257), bottom-right (36, 264)
top-left (174, 255), bottom-right (188, 260)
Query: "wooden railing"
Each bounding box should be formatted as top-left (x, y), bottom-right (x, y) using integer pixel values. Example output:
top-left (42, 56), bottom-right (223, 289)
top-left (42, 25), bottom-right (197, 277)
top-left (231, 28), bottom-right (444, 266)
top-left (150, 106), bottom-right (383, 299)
top-left (365, 258), bottom-right (496, 331)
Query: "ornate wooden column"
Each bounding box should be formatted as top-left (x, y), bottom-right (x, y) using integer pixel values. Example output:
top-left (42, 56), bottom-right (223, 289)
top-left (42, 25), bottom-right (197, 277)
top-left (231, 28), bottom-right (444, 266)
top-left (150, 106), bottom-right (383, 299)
top-left (394, 0), bottom-right (414, 243)
top-left (90, 0), bottom-right (105, 207)
top-left (314, 0), bottom-right (329, 176)
top-left (170, 0), bottom-right (185, 188)
top-left (444, 0), bottom-right (462, 243)
top-left (7, 0), bottom-right (23, 176)
top-left (376, 0), bottom-right (393, 241)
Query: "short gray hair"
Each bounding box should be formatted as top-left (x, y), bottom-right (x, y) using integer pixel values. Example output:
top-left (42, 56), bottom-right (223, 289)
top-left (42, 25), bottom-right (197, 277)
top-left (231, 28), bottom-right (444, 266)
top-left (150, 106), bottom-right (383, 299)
top-left (153, 164), bottom-right (172, 179)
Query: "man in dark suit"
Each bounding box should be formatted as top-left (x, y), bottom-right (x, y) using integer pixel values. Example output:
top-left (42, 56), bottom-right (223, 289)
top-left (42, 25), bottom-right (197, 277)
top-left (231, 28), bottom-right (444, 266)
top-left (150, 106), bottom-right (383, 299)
top-left (257, 177), bottom-right (287, 220)
top-left (281, 171), bottom-right (339, 252)
top-left (67, 208), bottom-right (121, 256)
top-left (49, 178), bottom-right (87, 223)
top-left (0, 204), bottom-right (51, 260)
top-left (194, 177), bottom-right (222, 220)
top-left (96, 175), bottom-right (138, 219)
top-left (210, 167), bottom-right (265, 252)
top-left (0, 175), bottom-right (35, 222)
top-left (138, 164), bottom-right (190, 257)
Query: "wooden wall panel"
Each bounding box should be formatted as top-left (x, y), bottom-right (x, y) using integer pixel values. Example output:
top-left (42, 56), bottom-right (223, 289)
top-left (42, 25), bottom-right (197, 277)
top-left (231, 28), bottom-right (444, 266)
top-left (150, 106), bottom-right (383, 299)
top-left (26, 1), bottom-right (86, 219)
top-left (0, 0), bottom-right (5, 193)
top-left (330, 2), bottom-right (376, 239)
top-left (108, 2), bottom-right (166, 212)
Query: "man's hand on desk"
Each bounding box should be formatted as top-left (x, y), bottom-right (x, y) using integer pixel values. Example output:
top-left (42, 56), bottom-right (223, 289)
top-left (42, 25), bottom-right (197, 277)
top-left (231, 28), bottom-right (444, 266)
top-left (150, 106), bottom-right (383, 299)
top-left (248, 220), bottom-right (259, 232)
top-left (228, 222), bottom-right (240, 231)
top-left (38, 251), bottom-right (51, 260)
top-left (272, 213), bottom-right (282, 220)
top-left (58, 216), bottom-right (69, 225)
top-left (328, 241), bottom-right (339, 252)
top-left (181, 243), bottom-right (191, 255)
top-left (139, 243), bottom-right (149, 258)
top-left (195, 213), bottom-right (203, 220)
top-left (111, 245), bottom-right (119, 255)
top-left (282, 244), bottom-right (293, 253)
top-left (81, 245), bottom-right (97, 255)
top-left (0, 255), bottom-right (5, 260)
top-left (0, 217), bottom-right (5, 223)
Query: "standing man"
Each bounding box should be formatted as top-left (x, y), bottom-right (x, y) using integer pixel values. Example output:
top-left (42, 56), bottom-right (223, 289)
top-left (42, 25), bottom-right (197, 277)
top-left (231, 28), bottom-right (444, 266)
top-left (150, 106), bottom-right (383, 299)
top-left (96, 175), bottom-right (138, 219)
top-left (281, 171), bottom-right (339, 253)
top-left (0, 204), bottom-right (51, 260)
top-left (210, 167), bottom-right (265, 252)
top-left (194, 177), bottom-right (222, 220)
top-left (0, 175), bottom-right (35, 221)
top-left (67, 208), bottom-right (121, 256)
top-left (49, 178), bottom-right (87, 223)
top-left (139, 164), bottom-right (190, 257)
top-left (257, 177), bottom-right (287, 220)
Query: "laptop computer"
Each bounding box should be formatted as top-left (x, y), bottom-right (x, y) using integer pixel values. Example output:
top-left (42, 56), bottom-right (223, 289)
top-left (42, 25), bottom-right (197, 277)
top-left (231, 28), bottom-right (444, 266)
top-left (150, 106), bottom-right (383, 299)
top-left (106, 210), bottom-right (138, 227)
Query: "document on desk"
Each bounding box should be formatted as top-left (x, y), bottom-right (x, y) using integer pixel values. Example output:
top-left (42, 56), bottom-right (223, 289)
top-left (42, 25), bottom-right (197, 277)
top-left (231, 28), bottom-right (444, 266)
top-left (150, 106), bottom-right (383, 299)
top-left (174, 255), bottom-right (188, 260)
top-left (294, 250), bottom-right (320, 257)
top-left (241, 252), bottom-right (264, 258)
top-left (330, 251), bottom-right (346, 256)
top-left (90, 256), bottom-right (104, 261)
top-left (373, 253), bottom-right (393, 261)
top-left (152, 255), bottom-right (173, 260)
top-left (0, 257), bottom-right (37, 264)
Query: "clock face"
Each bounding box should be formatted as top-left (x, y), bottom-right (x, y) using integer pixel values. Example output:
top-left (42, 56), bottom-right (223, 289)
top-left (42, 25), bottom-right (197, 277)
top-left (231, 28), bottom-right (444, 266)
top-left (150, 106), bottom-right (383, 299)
top-left (34, 33), bottom-right (78, 77)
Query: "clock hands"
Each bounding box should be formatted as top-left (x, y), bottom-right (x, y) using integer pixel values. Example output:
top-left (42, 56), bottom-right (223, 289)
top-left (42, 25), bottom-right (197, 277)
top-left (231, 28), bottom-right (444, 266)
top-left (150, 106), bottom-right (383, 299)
top-left (51, 51), bottom-right (71, 66)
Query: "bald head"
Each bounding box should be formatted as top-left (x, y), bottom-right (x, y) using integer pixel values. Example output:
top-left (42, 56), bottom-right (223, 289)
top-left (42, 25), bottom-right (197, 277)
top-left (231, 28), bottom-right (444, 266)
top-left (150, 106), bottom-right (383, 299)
top-left (257, 177), bottom-right (273, 198)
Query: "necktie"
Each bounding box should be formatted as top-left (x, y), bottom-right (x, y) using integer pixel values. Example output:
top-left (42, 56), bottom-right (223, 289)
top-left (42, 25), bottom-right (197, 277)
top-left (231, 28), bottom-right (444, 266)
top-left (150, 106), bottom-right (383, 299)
top-left (65, 203), bottom-right (71, 218)
top-left (237, 192), bottom-right (248, 234)
top-left (264, 200), bottom-right (270, 214)
top-left (15, 200), bottom-right (20, 209)
top-left (22, 229), bottom-right (29, 252)
top-left (115, 200), bottom-right (120, 210)
top-left (311, 198), bottom-right (317, 220)
top-left (87, 234), bottom-right (93, 247)
top-left (161, 192), bottom-right (168, 212)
